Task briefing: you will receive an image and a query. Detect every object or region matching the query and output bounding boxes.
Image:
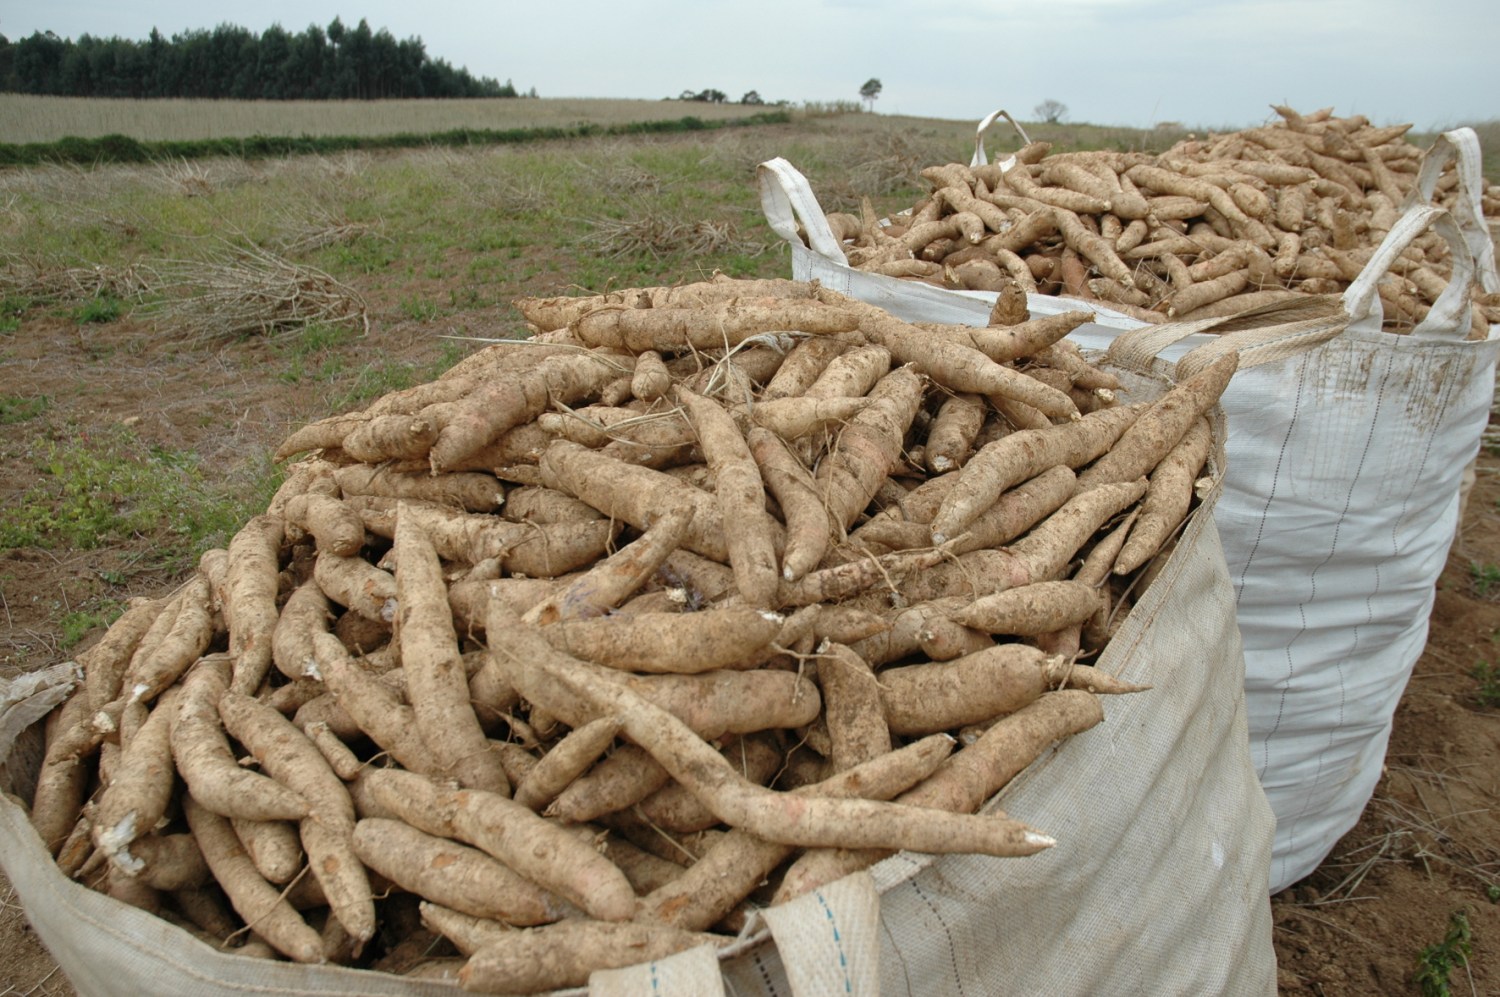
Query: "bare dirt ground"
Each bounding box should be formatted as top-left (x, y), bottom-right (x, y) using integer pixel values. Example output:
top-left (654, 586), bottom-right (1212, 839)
top-left (2, 243), bottom-right (1498, 996)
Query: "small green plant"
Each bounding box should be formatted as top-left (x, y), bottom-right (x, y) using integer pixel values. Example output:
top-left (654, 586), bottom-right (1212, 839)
top-left (324, 238), bottom-right (400, 274)
top-left (448, 285), bottom-right (491, 310)
top-left (1471, 660), bottom-right (1500, 708)
top-left (74, 293), bottom-right (123, 324)
top-left (58, 604), bottom-right (120, 648)
top-left (1487, 884), bottom-right (1500, 904)
top-left (0, 426), bottom-right (257, 571)
top-left (0, 294), bottom-right (31, 332)
top-left (276, 322), bottom-right (358, 384)
top-left (284, 322), bottom-right (356, 358)
top-left (1468, 561), bottom-right (1500, 599)
top-left (399, 295), bottom-right (441, 322)
top-left (0, 394), bottom-right (48, 424)
top-left (1414, 908), bottom-right (1472, 997)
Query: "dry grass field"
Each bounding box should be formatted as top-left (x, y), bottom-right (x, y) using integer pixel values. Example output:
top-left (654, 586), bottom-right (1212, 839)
top-left (0, 106), bottom-right (1496, 995)
top-left (0, 94), bottom-right (787, 144)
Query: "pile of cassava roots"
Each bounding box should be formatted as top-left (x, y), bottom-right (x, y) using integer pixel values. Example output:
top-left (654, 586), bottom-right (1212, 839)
top-left (822, 105), bottom-right (1500, 331)
top-left (26, 275), bottom-right (1233, 993)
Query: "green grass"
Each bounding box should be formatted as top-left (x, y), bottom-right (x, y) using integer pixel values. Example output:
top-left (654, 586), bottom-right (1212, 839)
top-left (58, 603), bottom-right (122, 648)
top-left (74, 293), bottom-right (123, 324)
top-left (0, 111), bottom-right (796, 167)
top-left (0, 426), bottom-right (275, 572)
top-left (1469, 561), bottom-right (1500, 599)
top-left (1413, 909), bottom-right (1472, 997)
top-left (323, 238), bottom-right (402, 275)
top-left (274, 322), bottom-right (360, 386)
top-left (1472, 660), bottom-right (1500, 708)
top-left (283, 322), bottom-right (359, 357)
top-left (0, 295), bottom-right (32, 332)
top-left (0, 394), bottom-right (49, 424)
top-left (0, 114), bottom-right (969, 328)
top-left (399, 296), bottom-right (442, 322)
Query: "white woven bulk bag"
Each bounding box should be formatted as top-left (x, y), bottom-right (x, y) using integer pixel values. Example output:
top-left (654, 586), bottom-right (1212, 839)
top-left (1105, 196), bottom-right (1498, 891)
top-left (759, 128), bottom-right (1500, 892)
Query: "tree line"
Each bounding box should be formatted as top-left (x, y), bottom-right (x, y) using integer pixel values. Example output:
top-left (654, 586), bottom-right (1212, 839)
top-left (0, 19), bottom-right (524, 100)
top-left (677, 89), bottom-right (769, 106)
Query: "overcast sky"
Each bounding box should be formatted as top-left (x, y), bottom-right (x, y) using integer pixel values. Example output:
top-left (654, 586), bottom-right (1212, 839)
top-left (5, 1), bottom-right (1496, 130)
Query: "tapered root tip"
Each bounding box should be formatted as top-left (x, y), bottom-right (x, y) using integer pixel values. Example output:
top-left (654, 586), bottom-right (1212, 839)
top-left (1025, 831), bottom-right (1057, 849)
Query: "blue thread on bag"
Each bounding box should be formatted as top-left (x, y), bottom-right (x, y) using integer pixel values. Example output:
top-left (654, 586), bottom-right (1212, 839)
top-left (816, 891), bottom-right (853, 993)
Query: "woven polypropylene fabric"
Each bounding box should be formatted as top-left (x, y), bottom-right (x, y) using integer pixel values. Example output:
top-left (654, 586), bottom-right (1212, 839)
top-left (1214, 324), bottom-right (1500, 890)
top-left (761, 871), bottom-right (881, 996)
top-left (589, 943), bottom-right (726, 996)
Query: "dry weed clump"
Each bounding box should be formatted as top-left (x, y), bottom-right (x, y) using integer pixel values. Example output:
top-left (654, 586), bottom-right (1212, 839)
top-left (457, 164), bottom-right (552, 215)
top-left (152, 156), bottom-right (259, 198)
top-left (310, 150), bottom-right (373, 183)
top-left (0, 252), bottom-right (153, 303)
top-left (487, 175), bottom-right (551, 215)
top-left (0, 163), bottom-right (160, 244)
top-left (588, 209), bottom-right (761, 261)
top-left (396, 147), bottom-right (553, 215)
top-left (269, 204), bottom-right (383, 256)
top-left (574, 154), bottom-right (664, 196)
top-left (848, 133), bottom-right (946, 192)
top-left (0, 162), bottom-right (125, 205)
top-left (694, 131), bottom-right (766, 176)
top-left (144, 243), bottom-right (368, 340)
top-left (155, 157), bottom-right (216, 197)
